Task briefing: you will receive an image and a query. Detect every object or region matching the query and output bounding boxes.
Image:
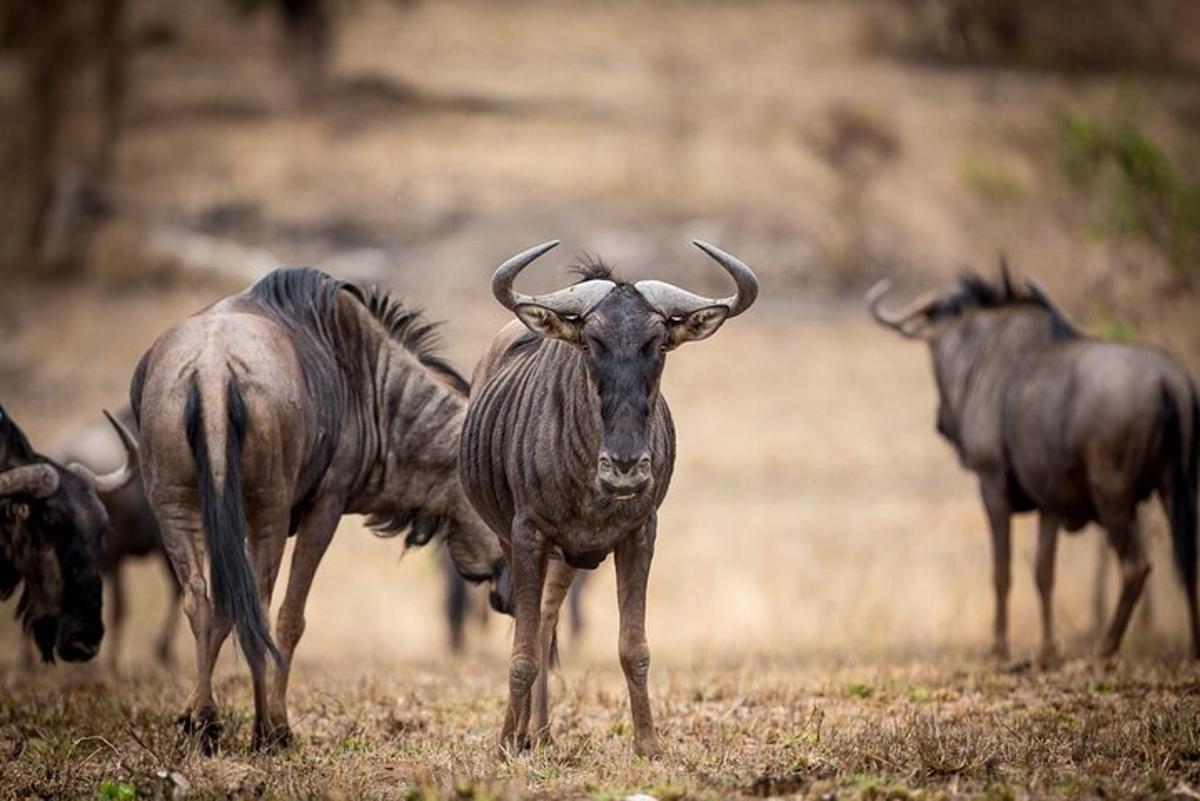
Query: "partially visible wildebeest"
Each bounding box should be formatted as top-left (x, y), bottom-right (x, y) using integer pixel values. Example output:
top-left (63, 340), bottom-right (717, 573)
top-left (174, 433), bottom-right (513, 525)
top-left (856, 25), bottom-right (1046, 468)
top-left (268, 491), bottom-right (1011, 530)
top-left (867, 265), bottom-right (1198, 664)
top-left (50, 407), bottom-right (180, 671)
top-left (132, 268), bottom-right (505, 753)
top-left (0, 404), bottom-right (138, 663)
top-left (442, 550), bottom-right (588, 654)
top-left (461, 240), bottom-right (758, 755)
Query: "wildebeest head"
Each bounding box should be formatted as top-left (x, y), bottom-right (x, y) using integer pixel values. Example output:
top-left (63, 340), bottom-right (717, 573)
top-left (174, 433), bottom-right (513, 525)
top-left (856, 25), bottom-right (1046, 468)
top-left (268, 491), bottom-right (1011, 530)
top-left (493, 240), bottom-right (758, 499)
top-left (0, 407), bottom-right (139, 662)
top-left (865, 259), bottom-right (1077, 445)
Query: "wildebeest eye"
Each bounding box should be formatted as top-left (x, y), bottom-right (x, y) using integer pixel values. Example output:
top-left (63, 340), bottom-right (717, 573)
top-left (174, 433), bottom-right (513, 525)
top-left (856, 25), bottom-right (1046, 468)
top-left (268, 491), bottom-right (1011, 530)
top-left (640, 338), bottom-right (664, 357)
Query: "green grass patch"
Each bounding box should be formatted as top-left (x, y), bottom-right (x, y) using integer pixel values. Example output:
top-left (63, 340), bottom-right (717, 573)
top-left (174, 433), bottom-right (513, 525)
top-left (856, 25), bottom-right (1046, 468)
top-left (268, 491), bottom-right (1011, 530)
top-left (1054, 108), bottom-right (1200, 279)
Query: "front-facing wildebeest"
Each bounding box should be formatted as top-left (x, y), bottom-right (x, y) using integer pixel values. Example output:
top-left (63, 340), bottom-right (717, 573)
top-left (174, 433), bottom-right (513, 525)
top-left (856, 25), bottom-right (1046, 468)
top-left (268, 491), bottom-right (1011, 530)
top-left (461, 240), bottom-right (758, 755)
top-left (132, 268), bottom-right (505, 753)
top-left (0, 404), bottom-right (138, 662)
top-left (867, 266), bottom-right (1198, 664)
top-left (49, 407), bottom-right (180, 671)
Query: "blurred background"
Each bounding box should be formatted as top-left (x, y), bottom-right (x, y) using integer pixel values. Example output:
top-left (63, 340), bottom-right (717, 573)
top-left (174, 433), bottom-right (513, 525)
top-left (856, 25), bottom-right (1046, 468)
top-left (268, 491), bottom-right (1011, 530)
top-left (1, 0), bottom-right (1198, 672)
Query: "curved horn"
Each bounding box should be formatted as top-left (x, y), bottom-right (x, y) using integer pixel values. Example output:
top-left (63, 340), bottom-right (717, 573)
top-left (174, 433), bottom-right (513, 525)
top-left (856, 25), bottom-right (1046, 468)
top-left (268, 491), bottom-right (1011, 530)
top-left (635, 240), bottom-right (760, 319)
top-left (492, 240), bottom-right (616, 316)
top-left (67, 410), bottom-right (139, 495)
top-left (865, 280), bottom-right (939, 336)
top-left (0, 464), bottom-right (59, 498)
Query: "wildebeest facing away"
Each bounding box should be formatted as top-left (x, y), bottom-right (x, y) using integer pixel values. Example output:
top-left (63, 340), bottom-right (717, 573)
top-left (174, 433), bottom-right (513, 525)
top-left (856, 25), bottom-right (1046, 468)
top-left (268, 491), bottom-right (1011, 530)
top-left (867, 266), bottom-right (1199, 663)
top-left (461, 240), bottom-right (758, 755)
top-left (132, 268), bottom-right (505, 753)
top-left (50, 407), bottom-right (179, 670)
top-left (0, 404), bottom-right (138, 662)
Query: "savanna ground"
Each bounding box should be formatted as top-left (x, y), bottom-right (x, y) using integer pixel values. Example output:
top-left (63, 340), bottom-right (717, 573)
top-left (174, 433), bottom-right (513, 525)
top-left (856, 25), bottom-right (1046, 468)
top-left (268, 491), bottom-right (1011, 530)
top-left (2, 0), bottom-right (1200, 798)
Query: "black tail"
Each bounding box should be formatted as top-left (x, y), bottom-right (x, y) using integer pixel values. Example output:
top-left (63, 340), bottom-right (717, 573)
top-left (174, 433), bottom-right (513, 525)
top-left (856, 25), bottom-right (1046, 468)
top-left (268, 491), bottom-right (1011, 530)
top-left (185, 375), bottom-right (279, 673)
top-left (1162, 389), bottom-right (1198, 596)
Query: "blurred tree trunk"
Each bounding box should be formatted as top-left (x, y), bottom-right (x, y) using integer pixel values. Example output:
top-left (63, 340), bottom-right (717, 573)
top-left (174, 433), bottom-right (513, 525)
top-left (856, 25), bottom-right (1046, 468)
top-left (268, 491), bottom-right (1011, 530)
top-left (1, 0), bottom-right (127, 280)
top-left (279, 0), bottom-right (331, 109)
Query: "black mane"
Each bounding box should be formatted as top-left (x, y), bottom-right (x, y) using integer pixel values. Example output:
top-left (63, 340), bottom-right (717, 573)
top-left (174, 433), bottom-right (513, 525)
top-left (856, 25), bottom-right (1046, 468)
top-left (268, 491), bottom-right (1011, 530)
top-left (247, 268), bottom-right (469, 394)
top-left (936, 265), bottom-right (1079, 339)
top-left (569, 254), bottom-right (623, 285)
top-left (354, 286), bottom-right (470, 396)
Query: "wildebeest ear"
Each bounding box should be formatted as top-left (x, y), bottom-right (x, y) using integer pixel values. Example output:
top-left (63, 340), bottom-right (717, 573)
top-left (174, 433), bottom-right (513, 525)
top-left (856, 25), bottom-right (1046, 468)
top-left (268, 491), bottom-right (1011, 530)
top-left (666, 305), bottom-right (729, 349)
top-left (514, 304), bottom-right (584, 344)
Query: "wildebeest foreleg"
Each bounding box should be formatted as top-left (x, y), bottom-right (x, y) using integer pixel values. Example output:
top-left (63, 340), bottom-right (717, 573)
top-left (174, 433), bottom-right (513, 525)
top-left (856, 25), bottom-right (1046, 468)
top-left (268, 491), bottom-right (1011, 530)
top-left (267, 498), bottom-right (341, 746)
top-left (615, 513), bottom-right (661, 758)
top-left (106, 566), bottom-right (126, 674)
top-left (1034, 513), bottom-right (1060, 667)
top-left (500, 517), bottom-right (547, 755)
top-left (980, 480), bottom-right (1011, 661)
top-left (532, 557), bottom-right (577, 745)
top-left (1091, 538), bottom-right (1111, 636)
top-left (1098, 516), bottom-right (1150, 658)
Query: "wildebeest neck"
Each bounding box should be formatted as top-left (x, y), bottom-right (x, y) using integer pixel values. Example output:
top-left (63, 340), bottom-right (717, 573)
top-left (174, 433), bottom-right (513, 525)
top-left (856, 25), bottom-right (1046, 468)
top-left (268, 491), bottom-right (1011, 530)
top-left (931, 307), bottom-right (1069, 460)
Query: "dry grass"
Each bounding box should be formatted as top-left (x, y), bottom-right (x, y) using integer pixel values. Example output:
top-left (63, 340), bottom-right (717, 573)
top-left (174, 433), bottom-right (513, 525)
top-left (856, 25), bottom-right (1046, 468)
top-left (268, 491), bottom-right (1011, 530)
top-left (2, 657), bottom-right (1199, 799)
top-left (1, 1), bottom-right (1199, 798)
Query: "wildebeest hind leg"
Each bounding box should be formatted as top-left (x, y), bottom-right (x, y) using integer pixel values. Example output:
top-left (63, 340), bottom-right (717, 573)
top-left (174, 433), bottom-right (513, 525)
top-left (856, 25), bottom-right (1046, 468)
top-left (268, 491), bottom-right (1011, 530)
top-left (248, 510), bottom-right (290, 751)
top-left (159, 512), bottom-right (228, 754)
top-left (268, 498), bottom-right (341, 746)
top-left (615, 514), bottom-right (661, 758)
top-left (1098, 515), bottom-right (1150, 659)
top-left (155, 555), bottom-right (182, 666)
top-left (500, 517), bottom-right (547, 755)
top-left (1034, 513), bottom-right (1060, 667)
top-left (532, 558), bottom-right (577, 746)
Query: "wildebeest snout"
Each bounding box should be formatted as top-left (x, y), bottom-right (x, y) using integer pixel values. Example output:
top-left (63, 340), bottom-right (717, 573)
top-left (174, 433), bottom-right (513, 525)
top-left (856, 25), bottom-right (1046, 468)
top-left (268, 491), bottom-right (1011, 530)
top-left (57, 616), bottom-right (103, 662)
top-left (597, 451), bottom-right (652, 498)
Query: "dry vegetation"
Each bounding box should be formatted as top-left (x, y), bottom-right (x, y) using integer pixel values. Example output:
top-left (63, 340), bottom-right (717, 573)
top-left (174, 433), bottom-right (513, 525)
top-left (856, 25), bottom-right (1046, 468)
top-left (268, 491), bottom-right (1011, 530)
top-left (3, 658), bottom-right (1200, 799)
top-left (1, 0), bottom-right (1199, 798)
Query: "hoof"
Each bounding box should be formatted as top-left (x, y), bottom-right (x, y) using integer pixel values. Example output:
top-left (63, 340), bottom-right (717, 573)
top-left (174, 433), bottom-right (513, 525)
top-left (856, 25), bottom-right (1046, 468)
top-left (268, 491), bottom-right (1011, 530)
top-left (253, 723), bottom-right (293, 753)
top-left (1037, 647), bottom-right (1061, 671)
top-left (498, 734), bottom-right (532, 758)
top-left (1096, 639), bottom-right (1121, 661)
top-left (633, 734), bottom-right (662, 759)
top-left (179, 709), bottom-right (222, 756)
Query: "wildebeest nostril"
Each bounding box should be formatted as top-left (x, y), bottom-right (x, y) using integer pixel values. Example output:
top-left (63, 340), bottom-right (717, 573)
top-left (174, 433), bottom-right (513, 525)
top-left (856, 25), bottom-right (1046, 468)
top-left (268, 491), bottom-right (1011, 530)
top-left (612, 456), bottom-right (639, 474)
top-left (601, 452), bottom-right (651, 477)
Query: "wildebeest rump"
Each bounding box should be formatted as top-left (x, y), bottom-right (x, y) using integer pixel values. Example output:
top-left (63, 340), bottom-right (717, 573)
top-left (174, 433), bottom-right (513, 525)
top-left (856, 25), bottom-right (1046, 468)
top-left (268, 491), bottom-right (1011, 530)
top-left (461, 240), bottom-right (758, 755)
top-left (0, 405), bottom-right (138, 662)
top-left (50, 407), bottom-right (180, 670)
top-left (867, 265), bottom-right (1199, 663)
top-left (131, 268), bottom-right (505, 753)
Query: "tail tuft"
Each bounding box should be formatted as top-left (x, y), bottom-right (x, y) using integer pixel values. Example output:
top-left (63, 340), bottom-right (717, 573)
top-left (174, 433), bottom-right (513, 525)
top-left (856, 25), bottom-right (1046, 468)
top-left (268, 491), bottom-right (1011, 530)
top-left (1163, 388), bottom-right (1198, 595)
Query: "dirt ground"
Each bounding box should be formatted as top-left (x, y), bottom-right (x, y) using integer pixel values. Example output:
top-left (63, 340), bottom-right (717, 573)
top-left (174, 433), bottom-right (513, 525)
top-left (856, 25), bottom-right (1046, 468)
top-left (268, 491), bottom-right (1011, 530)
top-left (1, 0), bottom-right (1199, 798)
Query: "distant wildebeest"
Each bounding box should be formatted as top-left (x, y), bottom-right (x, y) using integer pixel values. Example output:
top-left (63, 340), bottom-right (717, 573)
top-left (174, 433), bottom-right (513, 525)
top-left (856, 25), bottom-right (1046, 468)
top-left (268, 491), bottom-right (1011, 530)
top-left (442, 551), bottom-right (588, 653)
top-left (867, 266), bottom-right (1198, 664)
top-left (132, 268), bottom-right (505, 753)
top-left (461, 240), bottom-right (758, 755)
top-left (0, 404), bottom-right (138, 663)
top-left (50, 407), bottom-right (179, 670)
